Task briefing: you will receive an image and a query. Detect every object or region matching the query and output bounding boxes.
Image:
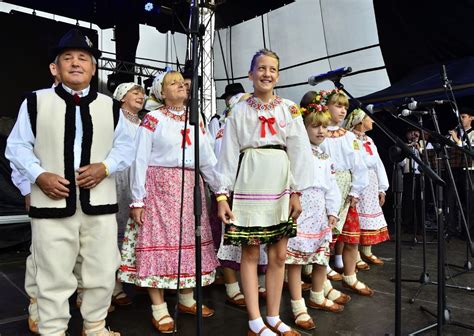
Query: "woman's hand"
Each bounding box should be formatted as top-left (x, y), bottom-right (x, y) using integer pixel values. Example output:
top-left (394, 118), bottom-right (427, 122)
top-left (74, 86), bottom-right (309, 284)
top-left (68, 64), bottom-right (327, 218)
top-left (217, 200), bottom-right (235, 224)
top-left (347, 195), bottom-right (359, 208)
top-left (379, 192), bottom-right (386, 206)
top-left (328, 215), bottom-right (338, 229)
top-left (289, 193), bottom-right (302, 220)
top-left (130, 207), bottom-right (145, 225)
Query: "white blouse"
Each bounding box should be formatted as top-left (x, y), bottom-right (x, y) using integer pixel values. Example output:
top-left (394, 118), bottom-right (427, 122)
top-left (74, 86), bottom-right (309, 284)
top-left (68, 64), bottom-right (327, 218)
top-left (214, 95), bottom-right (313, 194)
top-left (354, 133), bottom-right (389, 192)
top-left (319, 125), bottom-right (368, 198)
top-left (130, 106), bottom-right (217, 207)
top-left (308, 145), bottom-right (341, 217)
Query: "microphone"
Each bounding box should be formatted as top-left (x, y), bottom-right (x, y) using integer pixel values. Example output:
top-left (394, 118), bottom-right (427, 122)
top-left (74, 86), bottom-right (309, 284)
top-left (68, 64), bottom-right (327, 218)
top-left (399, 109), bottom-right (429, 117)
top-left (308, 67), bottom-right (352, 86)
top-left (407, 99), bottom-right (451, 110)
top-left (366, 100), bottom-right (406, 113)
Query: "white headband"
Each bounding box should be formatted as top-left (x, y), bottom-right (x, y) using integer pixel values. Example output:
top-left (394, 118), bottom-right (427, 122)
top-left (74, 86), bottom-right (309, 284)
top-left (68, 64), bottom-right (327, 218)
top-left (113, 82), bottom-right (139, 101)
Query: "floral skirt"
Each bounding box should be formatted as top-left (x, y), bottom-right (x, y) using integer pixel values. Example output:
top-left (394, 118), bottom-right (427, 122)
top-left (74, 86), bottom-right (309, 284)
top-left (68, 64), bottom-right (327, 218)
top-left (358, 169), bottom-right (389, 245)
top-left (334, 171), bottom-right (352, 234)
top-left (132, 166), bottom-right (219, 289)
top-left (286, 241), bottom-right (330, 266)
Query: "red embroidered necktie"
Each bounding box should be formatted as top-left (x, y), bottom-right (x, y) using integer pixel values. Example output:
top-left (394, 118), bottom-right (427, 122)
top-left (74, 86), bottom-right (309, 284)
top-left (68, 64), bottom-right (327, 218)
top-left (363, 141), bottom-right (373, 155)
top-left (258, 116), bottom-right (277, 138)
top-left (181, 129), bottom-right (192, 148)
top-left (72, 92), bottom-right (81, 105)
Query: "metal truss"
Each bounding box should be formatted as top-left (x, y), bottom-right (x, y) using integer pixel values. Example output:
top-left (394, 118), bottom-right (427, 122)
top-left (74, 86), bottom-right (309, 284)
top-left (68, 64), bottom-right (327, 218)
top-left (200, 3), bottom-right (216, 121)
top-left (98, 57), bottom-right (166, 78)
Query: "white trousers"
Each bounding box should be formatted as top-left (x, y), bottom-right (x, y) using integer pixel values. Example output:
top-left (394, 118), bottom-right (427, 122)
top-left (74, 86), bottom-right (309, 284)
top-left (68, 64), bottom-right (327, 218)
top-left (31, 205), bottom-right (120, 335)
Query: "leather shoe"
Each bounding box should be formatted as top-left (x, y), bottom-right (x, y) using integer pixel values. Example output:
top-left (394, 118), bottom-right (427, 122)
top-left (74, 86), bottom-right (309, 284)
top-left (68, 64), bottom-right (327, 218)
top-left (152, 315), bottom-right (174, 334)
top-left (226, 292), bottom-right (246, 307)
top-left (268, 321), bottom-right (301, 336)
top-left (178, 303), bottom-right (214, 317)
top-left (248, 326), bottom-right (271, 336)
top-left (293, 312), bottom-right (315, 330)
top-left (308, 298), bottom-right (344, 312)
top-left (361, 253), bottom-right (384, 265)
top-left (326, 269), bottom-right (343, 281)
top-left (332, 291), bottom-right (351, 305)
top-left (356, 260), bottom-right (370, 271)
top-left (342, 280), bottom-right (374, 297)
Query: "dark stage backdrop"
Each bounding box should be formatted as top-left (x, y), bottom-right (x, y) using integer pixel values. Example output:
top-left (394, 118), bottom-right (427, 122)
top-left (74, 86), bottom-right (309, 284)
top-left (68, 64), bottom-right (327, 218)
top-left (373, 0), bottom-right (474, 83)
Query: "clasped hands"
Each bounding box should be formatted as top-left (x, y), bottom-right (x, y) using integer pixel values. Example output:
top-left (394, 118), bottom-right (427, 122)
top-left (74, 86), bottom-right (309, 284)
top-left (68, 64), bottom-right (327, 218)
top-left (35, 163), bottom-right (107, 200)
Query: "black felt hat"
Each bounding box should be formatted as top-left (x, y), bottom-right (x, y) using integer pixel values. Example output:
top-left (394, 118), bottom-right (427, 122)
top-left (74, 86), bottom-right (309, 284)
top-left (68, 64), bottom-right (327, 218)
top-left (218, 83), bottom-right (245, 99)
top-left (51, 29), bottom-right (102, 61)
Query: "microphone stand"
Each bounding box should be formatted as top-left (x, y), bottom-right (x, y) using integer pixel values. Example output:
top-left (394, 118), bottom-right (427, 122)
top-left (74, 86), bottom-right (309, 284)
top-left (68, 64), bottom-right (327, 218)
top-left (441, 64), bottom-right (474, 280)
top-left (330, 78), bottom-right (445, 336)
top-left (189, 1), bottom-right (204, 334)
top-left (395, 114), bottom-right (437, 304)
top-left (409, 106), bottom-right (474, 335)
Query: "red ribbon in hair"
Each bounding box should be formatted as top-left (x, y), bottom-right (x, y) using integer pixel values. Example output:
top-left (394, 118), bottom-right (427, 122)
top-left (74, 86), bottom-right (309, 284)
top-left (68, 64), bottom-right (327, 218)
top-left (258, 116), bottom-right (277, 138)
top-left (181, 128), bottom-right (192, 148)
top-left (363, 141), bottom-right (373, 155)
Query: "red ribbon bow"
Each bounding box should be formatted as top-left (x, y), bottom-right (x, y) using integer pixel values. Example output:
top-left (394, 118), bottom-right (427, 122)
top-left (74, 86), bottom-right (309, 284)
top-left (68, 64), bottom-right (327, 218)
top-left (181, 128), bottom-right (191, 148)
top-left (258, 116), bottom-right (277, 138)
top-left (363, 141), bottom-right (373, 155)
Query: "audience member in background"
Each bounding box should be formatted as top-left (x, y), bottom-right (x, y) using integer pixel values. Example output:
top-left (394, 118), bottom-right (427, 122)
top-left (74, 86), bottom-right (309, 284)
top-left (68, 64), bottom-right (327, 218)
top-left (208, 83), bottom-right (245, 140)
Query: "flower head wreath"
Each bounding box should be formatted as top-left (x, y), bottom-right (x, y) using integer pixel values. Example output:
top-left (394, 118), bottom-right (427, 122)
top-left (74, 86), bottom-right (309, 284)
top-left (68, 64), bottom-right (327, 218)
top-left (300, 88), bottom-right (341, 117)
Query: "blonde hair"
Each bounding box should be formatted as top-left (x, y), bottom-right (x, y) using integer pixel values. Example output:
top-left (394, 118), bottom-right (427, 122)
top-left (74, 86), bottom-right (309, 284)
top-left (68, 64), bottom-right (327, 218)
top-left (303, 110), bottom-right (332, 127)
top-left (249, 49), bottom-right (280, 72)
top-left (327, 92), bottom-right (349, 108)
top-left (162, 71), bottom-right (184, 89)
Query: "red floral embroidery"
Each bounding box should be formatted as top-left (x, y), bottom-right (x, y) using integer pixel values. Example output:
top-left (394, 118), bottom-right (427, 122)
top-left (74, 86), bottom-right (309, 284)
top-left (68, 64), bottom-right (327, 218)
top-left (159, 106), bottom-right (186, 122)
top-left (140, 114), bottom-right (159, 132)
top-left (215, 128), bottom-right (224, 140)
top-left (246, 95), bottom-right (283, 111)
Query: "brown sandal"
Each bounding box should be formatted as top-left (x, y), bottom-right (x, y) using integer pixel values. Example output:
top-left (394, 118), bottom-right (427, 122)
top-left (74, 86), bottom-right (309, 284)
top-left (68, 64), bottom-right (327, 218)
top-left (293, 311), bottom-right (315, 330)
top-left (327, 288), bottom-right (351, 305)
top-left (308, 298), bottom-right (344, 312)
top-left (152, 315), bottom-right (175, 334)
top-left (268, 321), bottom-right (301, 336)
top-left (342, 280), bottom-right (374, 296)
top-left (247, 325), bottom-right (270, 336)
top-left (361, 253), bottom-right (384, 265)
top-left (226, 292), bottom-right (246, 307)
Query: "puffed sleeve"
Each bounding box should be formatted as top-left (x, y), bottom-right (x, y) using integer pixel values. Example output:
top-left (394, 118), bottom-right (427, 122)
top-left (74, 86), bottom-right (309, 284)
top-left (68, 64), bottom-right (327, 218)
top-left (129, 113), bottom-right (157, 207)
top-left (324, 159), bottom-right (341, 217)
top-left (285, 105), bottom-right (314, 191)
top-left (214, 112), bottom-right (241, 195)
top-left (348, 137), bottom-right (369, 198)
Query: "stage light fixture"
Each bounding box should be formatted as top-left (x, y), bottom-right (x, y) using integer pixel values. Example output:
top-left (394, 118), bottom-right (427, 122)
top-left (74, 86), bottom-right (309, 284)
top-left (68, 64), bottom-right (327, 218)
top-left (144, 2), bottom-right (154, 12)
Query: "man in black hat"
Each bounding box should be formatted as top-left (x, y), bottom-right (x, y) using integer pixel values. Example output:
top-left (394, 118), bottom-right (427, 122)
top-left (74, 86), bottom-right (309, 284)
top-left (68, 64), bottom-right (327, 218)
top-left (6, 28), bottom-right (133, 336)
top-left (208, 83), bottom-right (245, 140)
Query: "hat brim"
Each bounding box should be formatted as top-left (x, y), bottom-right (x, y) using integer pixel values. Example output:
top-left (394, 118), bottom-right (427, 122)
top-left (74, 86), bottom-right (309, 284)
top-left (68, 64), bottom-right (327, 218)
top-left (51, 46), bottom-right (102, 61)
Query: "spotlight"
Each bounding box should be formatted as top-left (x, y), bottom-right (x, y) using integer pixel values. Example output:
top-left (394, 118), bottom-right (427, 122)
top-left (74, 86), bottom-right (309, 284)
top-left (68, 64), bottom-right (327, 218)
top-left (144, 2), bottom-right (154, 12)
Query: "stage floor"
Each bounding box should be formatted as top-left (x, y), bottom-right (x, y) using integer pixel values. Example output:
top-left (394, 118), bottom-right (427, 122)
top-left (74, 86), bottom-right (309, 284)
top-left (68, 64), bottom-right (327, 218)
top-left (0, 233), bottom-right (473, 336)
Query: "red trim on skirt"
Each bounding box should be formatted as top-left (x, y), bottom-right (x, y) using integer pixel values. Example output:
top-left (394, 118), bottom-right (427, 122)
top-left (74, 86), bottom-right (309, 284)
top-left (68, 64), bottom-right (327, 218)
top-left (337, 207), bottom-right (361, 244)
top-left (360, 227), bottom-right (390, 246)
